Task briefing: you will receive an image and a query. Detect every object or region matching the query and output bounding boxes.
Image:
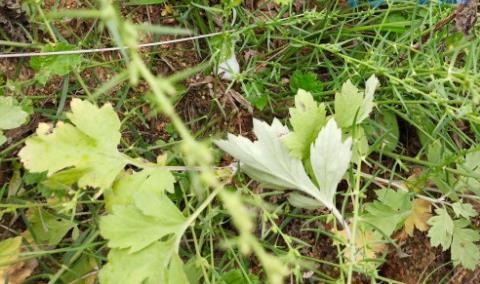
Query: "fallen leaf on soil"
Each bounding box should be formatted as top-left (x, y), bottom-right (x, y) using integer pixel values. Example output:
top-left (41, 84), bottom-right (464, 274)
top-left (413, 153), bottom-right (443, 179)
top-left (336, 222), bottom-right (386, 265)
top-left (404, 198), bottom-right (432, 236)
top-left (0, 237), bottom-right (38, 284)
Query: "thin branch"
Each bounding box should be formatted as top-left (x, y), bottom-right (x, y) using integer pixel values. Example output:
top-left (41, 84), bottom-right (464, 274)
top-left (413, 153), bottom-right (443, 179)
top-left (0, 31), bottom-right (226, 58)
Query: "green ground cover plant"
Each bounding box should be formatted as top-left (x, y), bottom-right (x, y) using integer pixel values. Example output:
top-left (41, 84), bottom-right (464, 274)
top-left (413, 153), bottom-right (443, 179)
top-left (0, 0), bottom-right (479, 283)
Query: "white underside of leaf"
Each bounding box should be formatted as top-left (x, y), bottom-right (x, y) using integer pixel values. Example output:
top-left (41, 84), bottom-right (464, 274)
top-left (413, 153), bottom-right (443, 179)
top-left (215, 118), bottom-right (351, 209)
top-left (310, 119), bottom-right (352, 204)
top-left (217, 53), bottom-right (240, 81)
top-left (216, 119), bottom-right (321, 195)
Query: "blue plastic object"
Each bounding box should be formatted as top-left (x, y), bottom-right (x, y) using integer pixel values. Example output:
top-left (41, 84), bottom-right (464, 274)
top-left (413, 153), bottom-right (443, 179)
top-left (348, 0), bottom-right (469, 7)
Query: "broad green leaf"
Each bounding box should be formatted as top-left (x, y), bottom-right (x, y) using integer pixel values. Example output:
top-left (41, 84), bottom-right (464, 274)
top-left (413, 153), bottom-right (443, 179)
top-left (452, 202), bottom-right (477, 219)
top-left (167, 254), bottom-right (190, 284)
top-left (215, 118), bottom-right (320, 199)
top-left (105, 168), bottom-right (175, 211)
top-left (310, 119), bottom-right (352, 205)
top-left (183, 257), bottom-right (204, 284)
top-left (19, 99), bottom-right (127, 190)
top-left (0, 97), bottom-right (28, 130)
top-left (451, 219), bottom-right (480, 270)
top-left (362, 189), bottom-right (412, 237)
top-left (99, 240), bottom-right (173, 284)
top-left (30, 43), bottom-right (82, 85)
top-left (289, 71), bottom-right (323, 96)
top-left (27, 209), bottom-right (75, 246)
top-left (427, 208), bottom-right (454, 250)
top-left (100, 191), bottom-right (186, 253)
top-left (334, 75), bottom-right (379, 128)
top-left (284, 89), bottom-right (326, 159)
top-left (60, 255), bottom-right (97, 284)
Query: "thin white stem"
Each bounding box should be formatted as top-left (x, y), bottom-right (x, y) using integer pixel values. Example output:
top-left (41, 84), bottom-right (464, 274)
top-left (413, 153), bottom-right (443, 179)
top-left (0, 31), bottom-right (226, 58)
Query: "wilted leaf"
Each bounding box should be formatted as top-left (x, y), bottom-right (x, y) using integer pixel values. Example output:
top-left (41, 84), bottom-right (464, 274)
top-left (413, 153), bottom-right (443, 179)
top-left (0, 237), bottom-right (37, 284)
top-left (404, 198), bottom-right (432, 236)
top-left (336, 222), bottom-right (386, 266)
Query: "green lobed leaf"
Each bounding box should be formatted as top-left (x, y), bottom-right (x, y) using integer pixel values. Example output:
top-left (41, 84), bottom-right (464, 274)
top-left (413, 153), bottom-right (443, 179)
top-left (29, 43), bottom-right (82, 85)
top-left (283, 89), bottom-right (326, 159)
top-left (334, 75), bottom-right (379, 128)
top-left (19, 99), bottom-right (127, 190)
top-left (100, 191), bottom-right (186, 253)
top-left (452, 202), bottom-right (477, 219)
top-left (427, 208), bottom-right (454, 250)
top-left (105, 168), bottom-right (175, 211)
top-left (362, 189), bottom-right (412, 237)
top-left (451, 219), bottom-right (480, 270)
top-left (0, 96), bottom-right (28, 130)
top-left (289, 71), bottom-right (323, 96)
top-left (99, 239), bottom-right (181, 284)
